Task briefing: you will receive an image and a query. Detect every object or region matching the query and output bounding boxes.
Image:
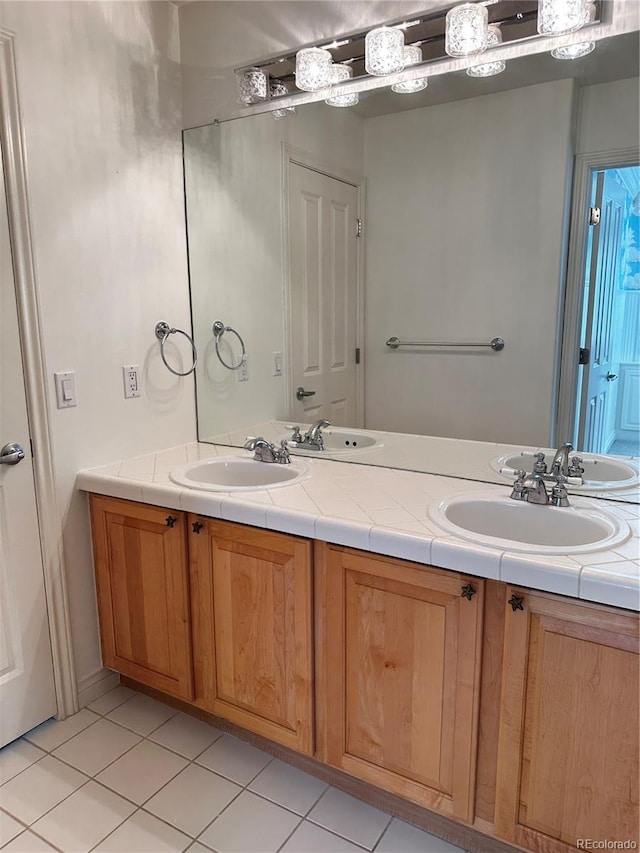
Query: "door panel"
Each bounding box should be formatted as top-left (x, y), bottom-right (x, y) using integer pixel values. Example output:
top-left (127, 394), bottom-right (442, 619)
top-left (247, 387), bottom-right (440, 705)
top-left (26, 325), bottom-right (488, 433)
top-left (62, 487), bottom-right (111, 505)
top-left (289, 162), bottom-right (359, 426)
top-left (0, 143), bottom-right (56, 746)
top-left (322, 545), bottom-right (483, 822)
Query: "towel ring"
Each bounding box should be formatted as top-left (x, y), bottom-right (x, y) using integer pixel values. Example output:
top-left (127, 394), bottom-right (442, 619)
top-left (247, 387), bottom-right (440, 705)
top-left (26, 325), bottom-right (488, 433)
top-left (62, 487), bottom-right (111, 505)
top-left (155, 321), bottom-right (198, 376)
top-left (212, 320), bottom-right (247, 371)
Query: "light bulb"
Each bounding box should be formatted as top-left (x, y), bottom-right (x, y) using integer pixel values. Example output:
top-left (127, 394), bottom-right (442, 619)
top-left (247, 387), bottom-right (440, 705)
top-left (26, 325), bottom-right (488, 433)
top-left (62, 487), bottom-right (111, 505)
top-left (325, 64), bottom-right (359, 107)
top-left (270, 81), bottom-right (296, 119)
top-left (467, 24), bottom-right (506, 77)
top-left (550, 1), bottom-right (596, 58)
top-left (236, 68), bottom-right (268, 105)
top-left (391, 45), bottom-right (428, 94)
top-left (295, 47), bottom-right (332, 92)
top-left (445, 3), bottom-right (488, 57)
top-left (538, 0), bottom-right (590, 35)
top-left (365, 27), bottom-right (405, 76)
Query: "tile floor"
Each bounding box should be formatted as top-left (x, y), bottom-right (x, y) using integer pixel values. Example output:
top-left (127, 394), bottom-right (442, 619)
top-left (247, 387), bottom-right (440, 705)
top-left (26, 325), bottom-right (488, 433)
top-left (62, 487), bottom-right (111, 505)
top-left (0, 687), bottom-right (470, 853)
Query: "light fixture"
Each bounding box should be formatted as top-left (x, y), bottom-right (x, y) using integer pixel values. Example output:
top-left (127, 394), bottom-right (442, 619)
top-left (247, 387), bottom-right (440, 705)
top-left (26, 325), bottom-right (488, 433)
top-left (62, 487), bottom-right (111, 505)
top-left (551, 1), bottom-right (596, 58)
top-left (325, 64), bottom-right (359, 107)
top-left (391, 46), bottom-right (428, 94)
top-left (365, 27), bottom-right (405, 76)
top-left (270, 81), bottom-right (296, 119)
top-left (537, 0), bottom-right (589, 35)
top-left (235, 68), bottom-right (268, 105)
top-left (467, 24), bottom-right (506, 77)
top-left (295, 47), bottom-right (333, 91)
top-left (445, 3), bottom-right (488, 57)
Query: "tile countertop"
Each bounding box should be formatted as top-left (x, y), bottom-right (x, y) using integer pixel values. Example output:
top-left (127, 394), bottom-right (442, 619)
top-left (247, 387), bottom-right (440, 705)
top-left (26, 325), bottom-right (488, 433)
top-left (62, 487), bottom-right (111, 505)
top-left (76, 442), bottom-right (640, 613)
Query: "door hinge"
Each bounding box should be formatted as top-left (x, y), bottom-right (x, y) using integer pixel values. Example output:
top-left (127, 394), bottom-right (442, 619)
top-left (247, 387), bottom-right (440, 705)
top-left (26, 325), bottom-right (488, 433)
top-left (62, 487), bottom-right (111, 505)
top-left (355, 347), bottom-right (361, 365)
top-left (589, 207), bottom-right (600, 226)
top-left (356, 218), bottom-right (363, 238)
top-left (579, 347), bottom-right (590, 365)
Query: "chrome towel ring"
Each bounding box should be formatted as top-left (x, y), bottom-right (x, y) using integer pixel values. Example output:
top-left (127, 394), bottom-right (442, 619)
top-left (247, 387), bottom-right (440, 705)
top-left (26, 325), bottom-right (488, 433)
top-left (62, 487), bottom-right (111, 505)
top-left (212, 320), bottom-right (247, 371)
top-left (155, 321), bottom-right (197, 376)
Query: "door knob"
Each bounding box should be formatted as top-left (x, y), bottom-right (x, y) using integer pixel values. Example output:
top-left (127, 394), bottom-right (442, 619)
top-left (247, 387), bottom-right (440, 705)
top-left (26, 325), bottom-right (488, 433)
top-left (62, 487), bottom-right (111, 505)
top-left (606, 373), bottom-right (618, 382)
top-left (0, 442), bottom-right (25, 465)
top-left (296, 386), bottom-right (316, 401)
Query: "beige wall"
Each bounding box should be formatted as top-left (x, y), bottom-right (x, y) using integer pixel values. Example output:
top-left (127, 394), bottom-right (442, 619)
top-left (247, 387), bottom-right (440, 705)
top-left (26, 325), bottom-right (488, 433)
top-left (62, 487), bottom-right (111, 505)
top-left (363, 79), bottom-right (576, 445)
top-left (576, 76), bottom-right (640, 154)
top-left (0, 1), bottom-right (195, 698)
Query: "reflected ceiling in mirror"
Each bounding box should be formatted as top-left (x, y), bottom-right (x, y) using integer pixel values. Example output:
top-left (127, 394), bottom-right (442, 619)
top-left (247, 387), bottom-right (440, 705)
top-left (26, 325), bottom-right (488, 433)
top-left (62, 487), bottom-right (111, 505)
top-left (183, 30), bottom-right (640, 502)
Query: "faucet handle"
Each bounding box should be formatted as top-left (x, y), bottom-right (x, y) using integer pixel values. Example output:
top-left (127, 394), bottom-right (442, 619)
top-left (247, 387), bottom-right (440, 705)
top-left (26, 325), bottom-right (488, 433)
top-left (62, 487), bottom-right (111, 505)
top-left (550, 475), bottom-right (570, 507)
top-left (569, 455), bottom-right (584, 476)
top-left (510, 470), bottom-right (527, 501)
top-left (533, 452), bottom-right (547, 474)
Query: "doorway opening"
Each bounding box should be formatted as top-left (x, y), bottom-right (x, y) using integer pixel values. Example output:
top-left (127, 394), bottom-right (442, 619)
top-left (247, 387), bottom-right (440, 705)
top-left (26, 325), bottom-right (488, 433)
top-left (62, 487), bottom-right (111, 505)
top-left (574, 163), bottom-right (640, 456)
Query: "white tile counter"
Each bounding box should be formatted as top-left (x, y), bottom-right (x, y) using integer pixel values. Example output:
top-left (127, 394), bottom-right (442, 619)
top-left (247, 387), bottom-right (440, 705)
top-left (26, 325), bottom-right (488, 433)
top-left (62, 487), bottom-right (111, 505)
top-left (77, 442), bottom-right (640, 612)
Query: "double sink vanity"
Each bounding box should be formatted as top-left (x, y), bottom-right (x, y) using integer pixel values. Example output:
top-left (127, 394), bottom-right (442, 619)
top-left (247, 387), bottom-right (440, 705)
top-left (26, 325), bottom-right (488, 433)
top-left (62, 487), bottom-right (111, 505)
top-left (78, 430), bottom-right (639, 853)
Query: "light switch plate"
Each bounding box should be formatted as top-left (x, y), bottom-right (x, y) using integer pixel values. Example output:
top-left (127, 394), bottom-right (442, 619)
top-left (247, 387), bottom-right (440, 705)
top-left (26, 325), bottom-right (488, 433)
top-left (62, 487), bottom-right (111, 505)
top-left (54, 371), bottom-right (77, 408)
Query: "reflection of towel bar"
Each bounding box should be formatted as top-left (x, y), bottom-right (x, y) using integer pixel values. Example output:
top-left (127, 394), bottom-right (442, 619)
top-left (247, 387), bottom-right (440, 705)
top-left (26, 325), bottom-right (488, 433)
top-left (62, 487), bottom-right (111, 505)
top-left (386, 336), bottom-right (505, 352)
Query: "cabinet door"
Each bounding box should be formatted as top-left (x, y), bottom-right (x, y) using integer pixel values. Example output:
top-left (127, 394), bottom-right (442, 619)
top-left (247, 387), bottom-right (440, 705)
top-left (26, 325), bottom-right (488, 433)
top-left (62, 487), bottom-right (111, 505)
top-left (319, 544), bottom-right (484, 823)
top-left (495, 588), bottom-right (639, 850)
top-left (189, 518), bottom-right (314, 754)
top-left (89, 495), bottom-right (193, 700)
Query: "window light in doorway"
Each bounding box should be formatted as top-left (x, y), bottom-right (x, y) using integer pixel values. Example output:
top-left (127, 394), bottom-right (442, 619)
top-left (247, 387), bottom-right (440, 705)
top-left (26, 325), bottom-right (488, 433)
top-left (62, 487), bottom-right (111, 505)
top-left (325, 64), bottom-right (359, 107)
top-left (467, 25), bottom-right (506, 77)
top-left (391, 45), bottom-right (429, 93)
top-left (445, 3), bottom-right (488, 57)
top-left (295, 47), bottom-right (333, 91)
top-left (365, 27), bottom-right (406, 75)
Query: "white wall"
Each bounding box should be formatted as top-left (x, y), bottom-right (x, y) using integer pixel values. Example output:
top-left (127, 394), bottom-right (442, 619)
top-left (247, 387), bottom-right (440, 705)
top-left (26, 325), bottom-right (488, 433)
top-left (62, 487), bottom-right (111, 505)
top-left (576, 76), bottom-right (640, 154)
top-left (185, 103), bottom-right (364, 438)
top-left (0, 1), bottom-right (195, 697)
top-left (363, 79), bottom-right (575, 445)
top-left (179, 0), bottom-right (444, 127)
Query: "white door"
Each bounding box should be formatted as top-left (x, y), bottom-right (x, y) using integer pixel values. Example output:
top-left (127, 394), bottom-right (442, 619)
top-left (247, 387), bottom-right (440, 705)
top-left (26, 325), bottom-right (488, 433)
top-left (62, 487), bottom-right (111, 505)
top-left (288, 162), bottom-right (360, 426)
top-left (0, 145), bottom-right (56, 746)
top-left (578, 171), bottom-right (627, 452)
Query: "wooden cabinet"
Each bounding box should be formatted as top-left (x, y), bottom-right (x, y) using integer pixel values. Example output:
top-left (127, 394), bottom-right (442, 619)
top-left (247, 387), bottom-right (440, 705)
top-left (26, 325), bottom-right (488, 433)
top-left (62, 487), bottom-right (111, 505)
top-left (189, 518), bottom-right (314, 755)
top-left (317, 544), bottom-right (484, 823)
top-left (89, 495), bottom-right (194, 700)
top-left (495, 588), bottom-right (639, 851)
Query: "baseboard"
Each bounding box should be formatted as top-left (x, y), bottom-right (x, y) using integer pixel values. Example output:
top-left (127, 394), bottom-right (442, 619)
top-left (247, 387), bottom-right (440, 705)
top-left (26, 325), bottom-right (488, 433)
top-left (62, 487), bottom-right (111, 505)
top-left (77, 667), bottom-right (119, 709)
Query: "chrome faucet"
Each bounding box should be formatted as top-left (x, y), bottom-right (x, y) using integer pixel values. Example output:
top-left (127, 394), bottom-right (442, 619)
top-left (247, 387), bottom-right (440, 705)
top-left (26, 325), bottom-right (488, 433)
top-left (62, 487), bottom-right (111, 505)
top-left (550, 442), bottom-right (573, 478)
top-left (286, 419), bottom-right (331, 452)
top-left (510, 469), bottom-right (570, 506)
top-left (243, 437), bottom-right (291, 464)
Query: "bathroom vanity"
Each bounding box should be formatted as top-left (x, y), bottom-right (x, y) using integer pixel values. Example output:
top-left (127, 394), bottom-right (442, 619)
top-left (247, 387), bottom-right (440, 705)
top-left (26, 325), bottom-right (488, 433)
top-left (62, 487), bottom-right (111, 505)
top-left (79, 443), bottom-right (639, 853)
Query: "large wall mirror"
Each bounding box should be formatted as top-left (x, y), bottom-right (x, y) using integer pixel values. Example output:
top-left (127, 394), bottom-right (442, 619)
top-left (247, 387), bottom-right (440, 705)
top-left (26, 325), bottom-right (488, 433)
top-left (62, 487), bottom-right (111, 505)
top-left (183, 30), bottom-right (640, 502)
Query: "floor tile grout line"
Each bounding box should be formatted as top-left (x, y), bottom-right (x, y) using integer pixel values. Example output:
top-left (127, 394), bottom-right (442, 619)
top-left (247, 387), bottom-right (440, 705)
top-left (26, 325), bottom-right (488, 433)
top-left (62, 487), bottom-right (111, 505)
top-left (371, 816), bottom-right (394, 852)
top-left (23, 711), bottom-right (103, 755)
top-left (2, 778), bottom-right (96, 849)
top-left (3, 825), bottom-right (65, 853)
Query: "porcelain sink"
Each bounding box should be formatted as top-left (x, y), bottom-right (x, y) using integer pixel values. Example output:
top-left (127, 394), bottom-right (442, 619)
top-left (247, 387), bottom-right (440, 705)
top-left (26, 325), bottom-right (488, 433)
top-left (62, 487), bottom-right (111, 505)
top-left (492, 451), bottom-right (640, 492)
top-left (284, 427), bottom-right (381, 454)
top-left (170, 456), bottom-right (309, 492)
top-left (429, 491), bottom-right (630, 555)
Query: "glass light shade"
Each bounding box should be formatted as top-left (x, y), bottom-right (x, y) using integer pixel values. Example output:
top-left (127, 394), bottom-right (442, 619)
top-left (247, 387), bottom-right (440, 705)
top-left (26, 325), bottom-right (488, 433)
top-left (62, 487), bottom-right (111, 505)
top-left (325, 64), bottom-right (359, 107)
top-left (551, 40), bottom-right (595, 59)
top-left (467, 25), bottom-right (506, 77)
top-left (270, 81), bottom-right (296, 119)
top-left (537, 0), bottom-right (589, 35)
top-left (295, 47), bottom-right (332, 91)
top-left (445, 3), bottom-right (488, 57)
top-left (365, 27), bottom-right (405, 76)
top-left (236, 68), bottom-right (268, 105)
top-left (391, 45), bottom-right (428, 94)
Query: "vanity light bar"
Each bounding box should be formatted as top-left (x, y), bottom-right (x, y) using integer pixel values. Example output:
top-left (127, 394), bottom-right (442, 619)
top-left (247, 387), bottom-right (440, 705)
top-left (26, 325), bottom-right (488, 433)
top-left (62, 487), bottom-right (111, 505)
top-left (234, 1), bottom-right (600, 110)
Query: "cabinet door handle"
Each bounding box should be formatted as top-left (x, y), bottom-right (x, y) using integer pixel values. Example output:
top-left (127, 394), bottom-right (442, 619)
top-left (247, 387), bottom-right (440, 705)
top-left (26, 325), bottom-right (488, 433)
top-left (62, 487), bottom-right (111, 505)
top-left (192, 521), bottom-right (204, 534)
top-left (165, 515), bottom-right (178, 528)
top-left (460, 583), bottom-right (476, 600)
top-left (508, 594), bottom-right (524, 612)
